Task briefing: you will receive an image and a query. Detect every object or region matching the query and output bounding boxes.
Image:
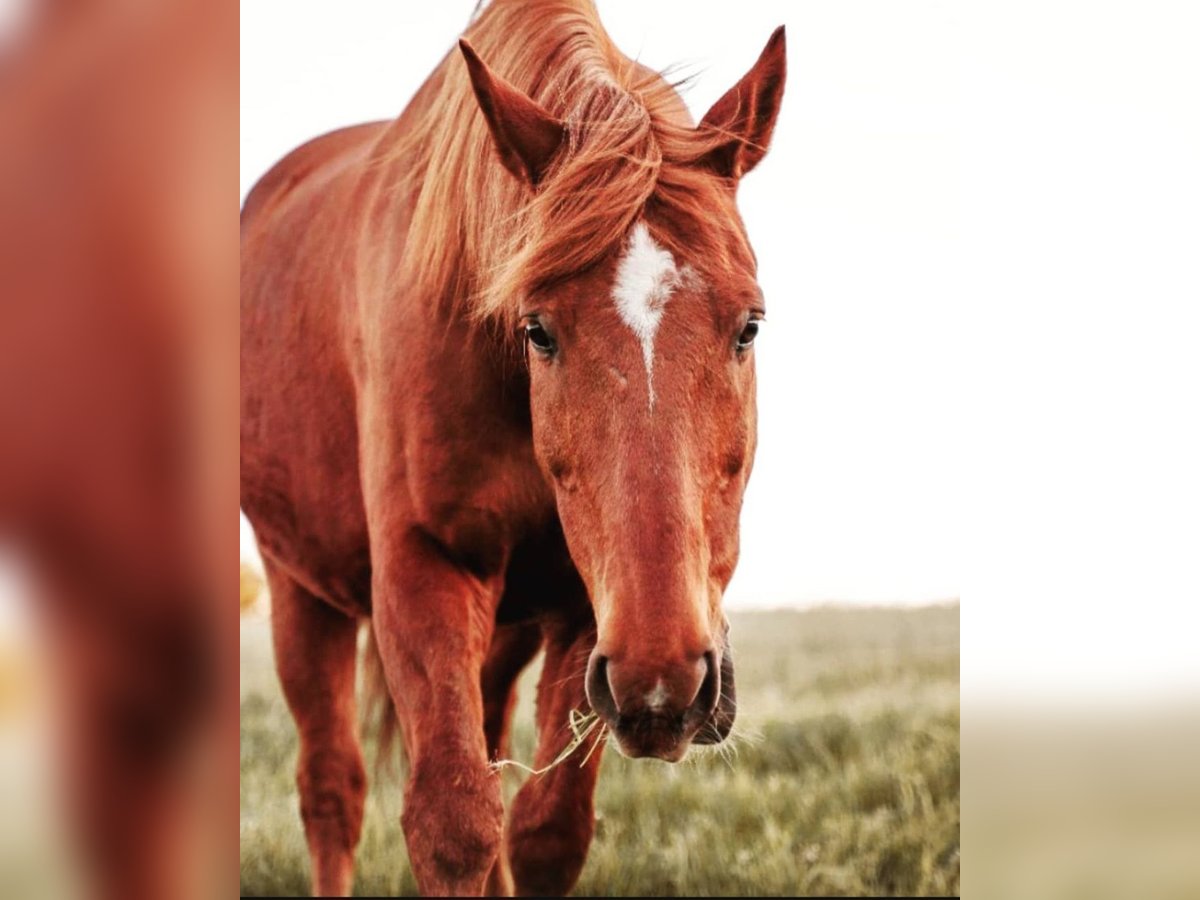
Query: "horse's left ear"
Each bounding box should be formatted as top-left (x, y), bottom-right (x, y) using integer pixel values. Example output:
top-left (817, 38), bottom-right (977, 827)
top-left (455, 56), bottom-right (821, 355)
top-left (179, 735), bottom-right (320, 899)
top-left (459, 39), bottom-right (567, 187)
top-left (697, 26), bottom-right (787, 180)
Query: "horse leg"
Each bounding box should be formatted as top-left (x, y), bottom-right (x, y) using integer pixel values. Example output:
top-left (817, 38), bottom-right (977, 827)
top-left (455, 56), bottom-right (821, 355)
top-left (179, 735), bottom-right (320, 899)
top-left (507, 621), bottom-right (605, 897)
top-left (268, 563), bottom-right (366, 897)
top-left (47, 587), bottom-right (212, 900)
top-left (371, 530), bottom-right (509, 896)
top-left (482, 622), bottom-right (544, 762)
top-left (479, 622), bottom-right (543, 896)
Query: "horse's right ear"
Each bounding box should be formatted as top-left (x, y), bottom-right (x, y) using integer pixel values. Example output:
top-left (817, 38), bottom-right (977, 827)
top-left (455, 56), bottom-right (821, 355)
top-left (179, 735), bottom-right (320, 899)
top-left (459, 39), bottom-right (567, 187)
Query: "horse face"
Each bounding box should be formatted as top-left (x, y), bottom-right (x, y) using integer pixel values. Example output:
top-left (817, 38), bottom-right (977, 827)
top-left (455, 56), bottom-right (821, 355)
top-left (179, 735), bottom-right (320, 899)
top-left (463, 26), bottom-right (785, 761)
top-left (522, 219), bottom-right (760, 760)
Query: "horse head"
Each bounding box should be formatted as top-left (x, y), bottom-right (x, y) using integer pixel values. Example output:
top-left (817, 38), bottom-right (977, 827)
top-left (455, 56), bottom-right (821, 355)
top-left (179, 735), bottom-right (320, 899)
top-left (462, 26), bottom-right (786, 761)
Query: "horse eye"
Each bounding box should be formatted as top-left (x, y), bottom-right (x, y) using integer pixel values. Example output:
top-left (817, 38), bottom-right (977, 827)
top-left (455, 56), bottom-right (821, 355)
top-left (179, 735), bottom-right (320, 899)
top-left (525, 322), bottom-right (556, 355)
top-left (737, 320), bottom-right (760, 351)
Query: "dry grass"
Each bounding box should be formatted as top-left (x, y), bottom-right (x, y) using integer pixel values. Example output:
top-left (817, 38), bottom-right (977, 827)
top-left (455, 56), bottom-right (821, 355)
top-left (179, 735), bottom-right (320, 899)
top-left (240, 604), bottom-right (959, 896)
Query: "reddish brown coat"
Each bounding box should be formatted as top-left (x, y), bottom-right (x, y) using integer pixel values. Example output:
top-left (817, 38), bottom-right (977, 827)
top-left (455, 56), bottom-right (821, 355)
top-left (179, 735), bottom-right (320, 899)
top-left (241, 1), bottom-right (785, 894)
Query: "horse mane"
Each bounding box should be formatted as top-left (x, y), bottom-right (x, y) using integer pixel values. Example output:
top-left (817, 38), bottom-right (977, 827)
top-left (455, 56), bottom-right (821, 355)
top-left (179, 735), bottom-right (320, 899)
top-left (380, 0), bottom-right (749, 327)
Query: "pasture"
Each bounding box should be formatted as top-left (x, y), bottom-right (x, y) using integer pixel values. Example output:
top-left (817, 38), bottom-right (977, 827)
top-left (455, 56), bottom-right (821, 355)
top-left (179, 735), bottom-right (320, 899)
top-left (240, 603), bottom-right (959, 896)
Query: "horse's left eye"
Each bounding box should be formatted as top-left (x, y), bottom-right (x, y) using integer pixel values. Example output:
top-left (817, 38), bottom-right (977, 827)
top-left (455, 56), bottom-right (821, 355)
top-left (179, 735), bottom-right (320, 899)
top-left (737, 320), bottom-right (760, 351)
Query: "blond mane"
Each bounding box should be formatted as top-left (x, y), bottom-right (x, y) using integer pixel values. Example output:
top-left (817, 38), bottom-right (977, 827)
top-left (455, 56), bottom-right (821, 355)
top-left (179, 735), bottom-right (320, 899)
top-left (378, 0), bottom-right (749, 326)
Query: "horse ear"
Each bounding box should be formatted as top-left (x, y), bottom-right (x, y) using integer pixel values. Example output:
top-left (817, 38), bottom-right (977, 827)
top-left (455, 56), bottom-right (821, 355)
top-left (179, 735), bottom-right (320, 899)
top-left (697, 26), bottom-right (787, 180)
top-left (459, 39), bottom-right (567, 187)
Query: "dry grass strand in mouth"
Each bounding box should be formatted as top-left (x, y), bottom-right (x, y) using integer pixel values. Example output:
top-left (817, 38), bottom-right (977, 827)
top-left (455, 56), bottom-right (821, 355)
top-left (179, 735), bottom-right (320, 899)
top-left (489, 709), bottom-right (608, 776)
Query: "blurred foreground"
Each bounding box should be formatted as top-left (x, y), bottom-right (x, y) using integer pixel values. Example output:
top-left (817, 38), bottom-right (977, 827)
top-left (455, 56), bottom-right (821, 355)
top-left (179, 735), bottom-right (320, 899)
top-left (241, 604), bottom-right (961, 896)
top-left (0, 2), bottom-right (236, 898)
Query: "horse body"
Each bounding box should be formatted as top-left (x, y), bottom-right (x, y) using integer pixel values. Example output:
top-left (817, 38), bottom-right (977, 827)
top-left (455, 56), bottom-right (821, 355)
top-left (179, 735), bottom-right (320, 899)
top-left (241, 116), bottom-right (550, 620)
top-left (241, 78), bottom-right (593, 900)
top-left (241, 1), bottom-right (785, 894)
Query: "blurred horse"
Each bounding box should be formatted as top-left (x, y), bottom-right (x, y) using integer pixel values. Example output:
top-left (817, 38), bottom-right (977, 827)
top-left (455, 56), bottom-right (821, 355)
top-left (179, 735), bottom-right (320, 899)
top-left (0, 3), bottom-right (235, 900)
top-left (241, 0), bottom-right (785, 894)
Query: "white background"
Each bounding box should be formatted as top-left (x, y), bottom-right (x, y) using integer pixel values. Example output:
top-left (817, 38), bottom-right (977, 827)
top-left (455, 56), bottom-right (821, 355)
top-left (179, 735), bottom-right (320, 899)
top-left (239, 1), bottom-right (1199, 693)
top-left (240, 0), bottom-right (965, 607)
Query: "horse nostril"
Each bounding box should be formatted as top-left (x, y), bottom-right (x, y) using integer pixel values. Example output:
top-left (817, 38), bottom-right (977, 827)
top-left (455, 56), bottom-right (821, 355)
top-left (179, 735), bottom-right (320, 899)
top-left (585, 653), bottom-right (619, 722)
top-left (693, 648), bottom-right (736, 745)
top-left (676, 649), bottom-right (721, 732)
top-left (604, 660), bottom-right (618, 709)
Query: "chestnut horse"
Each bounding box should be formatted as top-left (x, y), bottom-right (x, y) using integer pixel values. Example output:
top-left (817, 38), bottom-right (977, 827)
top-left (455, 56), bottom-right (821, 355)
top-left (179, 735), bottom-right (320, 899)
top-left (240, 1), bottom-right (785, 894)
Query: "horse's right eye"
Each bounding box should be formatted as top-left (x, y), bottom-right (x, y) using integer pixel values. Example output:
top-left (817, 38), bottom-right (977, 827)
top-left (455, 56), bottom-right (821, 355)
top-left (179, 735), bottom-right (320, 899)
top-left (525, 322), bottom-right (556, 355)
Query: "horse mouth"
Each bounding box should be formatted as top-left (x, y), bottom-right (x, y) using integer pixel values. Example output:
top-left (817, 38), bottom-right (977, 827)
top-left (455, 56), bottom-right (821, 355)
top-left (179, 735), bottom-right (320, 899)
top-left (604, 711), bottom-right (685, 761)
top-left (593, 648), bottom-right (737, 762)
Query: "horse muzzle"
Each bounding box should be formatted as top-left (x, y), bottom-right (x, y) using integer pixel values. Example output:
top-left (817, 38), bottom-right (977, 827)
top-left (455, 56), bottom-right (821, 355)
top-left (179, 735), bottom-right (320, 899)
top-left (585, 645), bottom-right (737, 761)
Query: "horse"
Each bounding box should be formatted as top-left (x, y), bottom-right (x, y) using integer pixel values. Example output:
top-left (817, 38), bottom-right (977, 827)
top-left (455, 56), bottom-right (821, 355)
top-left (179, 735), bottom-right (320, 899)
top-left (240, 0), bottom-right (786, 894)
top-left (0, 4), bottom-right (235, 899)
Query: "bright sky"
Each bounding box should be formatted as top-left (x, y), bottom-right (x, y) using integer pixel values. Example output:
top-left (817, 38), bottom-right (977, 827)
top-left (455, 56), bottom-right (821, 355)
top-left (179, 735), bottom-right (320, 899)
top-left (239, 0), bottom-right (962, 607)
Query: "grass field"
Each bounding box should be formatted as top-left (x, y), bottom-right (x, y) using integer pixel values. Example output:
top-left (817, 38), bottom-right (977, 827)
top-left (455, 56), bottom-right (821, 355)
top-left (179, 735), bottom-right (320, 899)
top-left (240, 603), bottom-right (959, 896)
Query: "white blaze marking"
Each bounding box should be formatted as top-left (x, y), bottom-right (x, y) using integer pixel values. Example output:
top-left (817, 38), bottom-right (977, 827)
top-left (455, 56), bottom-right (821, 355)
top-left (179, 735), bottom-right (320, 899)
top-left (645, 679), bottom-right (668, 710)
top-left (612, 222), bottom-right (681, 408)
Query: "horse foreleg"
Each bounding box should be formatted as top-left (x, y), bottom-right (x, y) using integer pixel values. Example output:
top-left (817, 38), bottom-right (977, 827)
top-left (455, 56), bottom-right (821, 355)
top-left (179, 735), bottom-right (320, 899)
top-left (479, 623), bottom-right (543, 896)
top-left (268, 563), bottom-right (366, 897)
top-left (507, 621), bottom-right (605, 897)
top-left (481, 622), bottom-right (543, 762)
top-left (371, 530), bottom-right (507, 896)
top-left (49, 591), bottom-right (212, 900)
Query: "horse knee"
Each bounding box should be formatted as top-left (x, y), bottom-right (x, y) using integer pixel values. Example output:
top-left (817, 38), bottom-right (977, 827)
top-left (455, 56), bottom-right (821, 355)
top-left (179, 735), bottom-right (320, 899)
top-left (507, 780), bottom-right (597, 897)
top-left (401, 760), bottom-right (504, 892)
top-left (508, 819), bottom-right (593, 896)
